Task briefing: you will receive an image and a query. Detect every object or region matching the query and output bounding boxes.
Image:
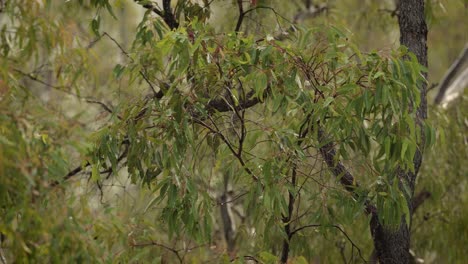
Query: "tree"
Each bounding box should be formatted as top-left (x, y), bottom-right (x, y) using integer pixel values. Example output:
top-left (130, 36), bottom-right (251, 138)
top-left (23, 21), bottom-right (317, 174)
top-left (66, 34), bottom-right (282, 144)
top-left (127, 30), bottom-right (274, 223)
top-left (0, 0), bottom-right (464, 263)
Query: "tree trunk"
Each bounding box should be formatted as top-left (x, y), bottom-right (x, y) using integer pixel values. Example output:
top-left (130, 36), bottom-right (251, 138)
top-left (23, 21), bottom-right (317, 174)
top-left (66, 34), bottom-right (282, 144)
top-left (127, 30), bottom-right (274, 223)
top-left (398, 0), bottom-right (428, 127)
top-left (370, 1), bottom-right (428, 263)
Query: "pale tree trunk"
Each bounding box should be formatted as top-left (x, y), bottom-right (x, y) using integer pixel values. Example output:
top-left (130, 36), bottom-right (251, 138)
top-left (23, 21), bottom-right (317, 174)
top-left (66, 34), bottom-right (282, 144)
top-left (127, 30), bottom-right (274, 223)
top-left (370, 0), bottom-right (428, 263)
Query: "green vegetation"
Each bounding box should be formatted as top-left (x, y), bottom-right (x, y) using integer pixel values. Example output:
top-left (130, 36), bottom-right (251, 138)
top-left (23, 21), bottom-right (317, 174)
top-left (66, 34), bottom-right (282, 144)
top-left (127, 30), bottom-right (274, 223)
top-left (0, 0), bottom-right (466, 263)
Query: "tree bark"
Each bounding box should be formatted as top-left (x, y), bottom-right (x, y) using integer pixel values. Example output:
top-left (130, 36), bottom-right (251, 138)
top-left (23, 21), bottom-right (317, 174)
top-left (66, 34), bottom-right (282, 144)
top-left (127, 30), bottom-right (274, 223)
top-left (370, 1), bottom-right (428, 263)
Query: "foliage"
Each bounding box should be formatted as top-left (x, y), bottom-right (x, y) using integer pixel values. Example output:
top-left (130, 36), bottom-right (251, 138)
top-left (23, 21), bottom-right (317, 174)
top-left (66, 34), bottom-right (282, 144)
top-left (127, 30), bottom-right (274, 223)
top-left (0, 0), bottom-right (465, 263)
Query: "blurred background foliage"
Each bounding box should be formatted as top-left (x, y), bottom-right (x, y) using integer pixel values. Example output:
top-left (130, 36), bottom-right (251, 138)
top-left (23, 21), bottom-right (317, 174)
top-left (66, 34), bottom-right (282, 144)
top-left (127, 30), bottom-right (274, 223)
top-left (0, 0), bottom-right (466, 263)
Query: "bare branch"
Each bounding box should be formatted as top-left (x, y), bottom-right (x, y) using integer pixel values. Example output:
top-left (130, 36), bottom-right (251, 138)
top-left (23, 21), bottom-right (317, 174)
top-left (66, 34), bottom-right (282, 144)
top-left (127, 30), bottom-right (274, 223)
top-left (85, 98), bottom-right (120, 118)
top-left (13, 68), bottom-right (72, 91)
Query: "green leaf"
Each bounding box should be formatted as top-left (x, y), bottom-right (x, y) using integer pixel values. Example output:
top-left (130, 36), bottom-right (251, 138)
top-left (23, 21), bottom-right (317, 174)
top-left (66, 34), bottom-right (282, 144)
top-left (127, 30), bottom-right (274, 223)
top-left (323, 97), bottom-right (334, 107)
top-left (401, 139), bottom-right (408, 160)
top-left (373, 71), bottom-right (385, 79)
top-left (259, 251), bottom-right (278, 263)
top-left (292, 256), bottom-right (309, 264)
top-left (254, 71), bottom-right (268, 99)
top-left (399, 193), bottom-right (410, 227)
top-left (105, 1), bottom-right (117, 19)
top-left (91, 163), bottom-right (100, 181)
top-left (113, 64), bottom-right (125, 79)
top-left (90, 16), bottom-right (101, 36)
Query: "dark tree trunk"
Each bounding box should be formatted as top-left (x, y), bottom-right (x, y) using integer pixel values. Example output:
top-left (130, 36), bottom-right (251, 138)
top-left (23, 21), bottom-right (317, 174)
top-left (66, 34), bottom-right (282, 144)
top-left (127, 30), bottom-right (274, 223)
top-left (370, 215), bottom-right (411, 264)
top-left (398, 0), bottom-right (428, 129)
top-left (370, 1), bottom-right (428, 263)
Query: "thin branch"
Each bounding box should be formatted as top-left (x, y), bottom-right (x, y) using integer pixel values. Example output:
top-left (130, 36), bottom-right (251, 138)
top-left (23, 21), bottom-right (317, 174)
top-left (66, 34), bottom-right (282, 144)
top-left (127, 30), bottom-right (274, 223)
top-left (280, 115), bottom-right (311, 263)
top-left (378, 8), bottom-right (399, 17)
top-left (14, 68), bottom-right (123, 118)
top-left (99, 32), bottom-right (160, 96)
top-left (131, 240), bottom-right (183, 263)
top-left (193, 117), bottom-right (260, 182)
top-left (291, 224), bottom-right (367, 263)
top-left (13, 68), bottom-right (72, 91)
top-left (134, 0), bottom-right (164, 16)
top-left (411, 190), bottom-right (431, 212)
top-left (55, 141), bottom-right (129, 186)
top-left (218, 191), bottom-right (248, 205)
top-left (85, 98), bottom-right (121, 119)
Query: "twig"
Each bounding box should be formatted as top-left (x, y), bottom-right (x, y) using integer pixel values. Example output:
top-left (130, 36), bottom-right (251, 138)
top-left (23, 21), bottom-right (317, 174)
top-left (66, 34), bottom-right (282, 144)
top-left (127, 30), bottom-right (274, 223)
top-left (291, 224), bottom-right (367, 263)
top-left (412, 190), bottom-right (431, 212)
top-left (131, 240), bottom-right (183, 263)
top-left (193, 117), bottom-right (259, 183)
top-left (55, 141), bottom-right (129, 186)
top-left (134, 0), bottom-right (164, 17)
top-left (14, 68), bottom-right (123, 117)
top-left (90, 32), bottom-right (159, 96)
top-left (85, 98), bottom-right (121, 119)
top-left (13, 68), bottom-right (72, 92)
top-left (280, 116), bottom-right (311, 263)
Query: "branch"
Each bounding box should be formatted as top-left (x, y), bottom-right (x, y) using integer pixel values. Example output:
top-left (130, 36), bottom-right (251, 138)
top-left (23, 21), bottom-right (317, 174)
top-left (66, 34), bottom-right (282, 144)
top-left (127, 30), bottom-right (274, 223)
top-left (134, 0), bottom-right (164, 16)
top-left (318, 129), bottom-right (357, 192)
top-left (434, 44), bottom-right (468, 104)
top-left (378, 8), bottom-right (399, 18)
top-left (85, 98), bottom-right (121, 119)
top-left (254, 4), bottom-right (327, 42)
top-left (234, 0), bottom-right (244, 32)
top-left (219, 191), bottom-right (236, 254)
top-left (13, 68), bottom-right (71, 91)
top-left (411, 190), bottom-right (431, 212)
top-left (281, 116), bottom-right (311, 263)
top-left (293, 4), bottom-right (328, 23)
top-left (162, 0), bottom-right (179, 29)
top-left (134, 0), bottom-right (179, 30)
top-left (131, 240), bottom-right (183, 263)
top-left (317, 128), bottom-right (377, 215)
top-left (55, 140), bottom-right (129, 186)
top-left (99, 32), bottom-right (160, 96)
top-left (291, 224), bottom-right (367, 263)
top-left (206, 88), bottom-right (267, 113)
top-left (193, 117), bottom-right (259, 183)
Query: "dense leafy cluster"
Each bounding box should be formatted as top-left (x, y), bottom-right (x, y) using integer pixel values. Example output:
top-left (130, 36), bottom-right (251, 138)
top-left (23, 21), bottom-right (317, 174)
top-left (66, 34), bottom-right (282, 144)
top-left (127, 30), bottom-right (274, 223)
top-left (0, 0), bottom-right (465, 263)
